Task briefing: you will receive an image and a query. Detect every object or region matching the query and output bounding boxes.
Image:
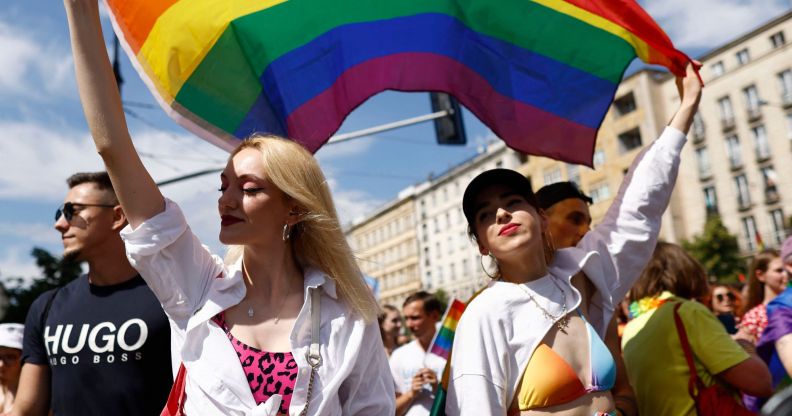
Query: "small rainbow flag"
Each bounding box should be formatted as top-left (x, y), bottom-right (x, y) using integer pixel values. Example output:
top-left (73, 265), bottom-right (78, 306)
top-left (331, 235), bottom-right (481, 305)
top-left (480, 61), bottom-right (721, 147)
top-left (427, 298), bottom-right (466, 362)
top-left (105, 0), bottom-right (690, 165)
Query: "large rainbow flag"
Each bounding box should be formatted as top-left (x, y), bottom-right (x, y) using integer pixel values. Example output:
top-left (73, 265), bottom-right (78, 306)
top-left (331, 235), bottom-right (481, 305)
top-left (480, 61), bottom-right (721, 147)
top-left (106, 0), bottom-right (690, 165)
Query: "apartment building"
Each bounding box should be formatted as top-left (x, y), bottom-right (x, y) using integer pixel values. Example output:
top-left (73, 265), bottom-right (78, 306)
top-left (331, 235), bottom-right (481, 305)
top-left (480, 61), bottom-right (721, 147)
top-left (519, 11), bottom-right (792, 254)
top-left (415, 141), bottom-right (524, 300)
top-left (346, 187), bottom-right (421, 307)
top-left (669, 11), bottom-right (792, 252)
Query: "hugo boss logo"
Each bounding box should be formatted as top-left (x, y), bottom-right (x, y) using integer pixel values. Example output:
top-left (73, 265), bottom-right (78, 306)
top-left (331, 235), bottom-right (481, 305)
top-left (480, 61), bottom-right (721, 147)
top-left (43, 319), bottom-right (149, 366)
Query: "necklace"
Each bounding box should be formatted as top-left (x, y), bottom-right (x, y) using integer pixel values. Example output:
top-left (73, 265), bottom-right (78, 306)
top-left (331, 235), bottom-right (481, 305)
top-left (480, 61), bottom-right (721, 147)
top-left (517, 275), bottom-right (569, 332)
top-left (242, 260), bottom-right (288, 323)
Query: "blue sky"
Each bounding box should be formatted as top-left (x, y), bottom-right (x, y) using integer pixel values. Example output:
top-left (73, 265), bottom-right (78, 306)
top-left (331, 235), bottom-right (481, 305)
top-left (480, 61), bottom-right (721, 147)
top-left (0, 0), bottom-right (789, 283)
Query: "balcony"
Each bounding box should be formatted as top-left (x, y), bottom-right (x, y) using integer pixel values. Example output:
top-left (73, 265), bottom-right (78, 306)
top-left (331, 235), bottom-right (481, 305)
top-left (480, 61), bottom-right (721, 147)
top-left (729, 157), bottom-right (743, 171)
top-left (766, 187), bottom-right (781, 204)
top-left (783, 93), bottom-right (792, 108)
top-left (721, 117), bottom-right (736, 132)
top-left (692, 127), bottom-right (706, 143)
top-left (747, 107), bottom-right (762, 122)
top-left (756, 149), bottom-right (771, 163)
top-left (737, 197), bottom-right (752, 211)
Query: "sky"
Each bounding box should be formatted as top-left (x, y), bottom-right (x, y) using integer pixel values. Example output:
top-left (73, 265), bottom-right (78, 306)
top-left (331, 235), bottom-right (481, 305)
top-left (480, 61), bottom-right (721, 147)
top-left (0, 0), bottom-right (789, 284)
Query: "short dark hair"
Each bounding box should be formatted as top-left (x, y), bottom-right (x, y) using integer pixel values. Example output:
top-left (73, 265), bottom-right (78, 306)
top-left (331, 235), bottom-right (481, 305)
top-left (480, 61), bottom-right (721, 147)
top-left (630, 242), bottom-right (709, 301)
top-left (403, 291), bottom-right (443, 315)
top-left (536, 181), bottom-right (593, 210)
top-left (66, 172), bottom-right (118, 204)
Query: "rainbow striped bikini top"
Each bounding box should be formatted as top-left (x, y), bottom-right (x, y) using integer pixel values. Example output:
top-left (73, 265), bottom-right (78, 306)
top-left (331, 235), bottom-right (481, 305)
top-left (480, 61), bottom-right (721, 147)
top-left (515, 309), bottom-right (616, 411)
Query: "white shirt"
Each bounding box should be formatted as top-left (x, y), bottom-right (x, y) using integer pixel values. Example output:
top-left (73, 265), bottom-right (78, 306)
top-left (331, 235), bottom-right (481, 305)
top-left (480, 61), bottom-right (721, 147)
top-left (389, 339), bottom-right (447, 416)
top-left (121, 200), bottom-right (395, 415)
top-left (447, 126), bottom-right (687, 415)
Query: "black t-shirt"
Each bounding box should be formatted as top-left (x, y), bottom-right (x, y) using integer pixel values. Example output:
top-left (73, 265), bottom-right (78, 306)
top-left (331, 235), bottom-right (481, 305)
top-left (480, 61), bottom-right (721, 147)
top-left (22, 274), bottom-right (172, 415)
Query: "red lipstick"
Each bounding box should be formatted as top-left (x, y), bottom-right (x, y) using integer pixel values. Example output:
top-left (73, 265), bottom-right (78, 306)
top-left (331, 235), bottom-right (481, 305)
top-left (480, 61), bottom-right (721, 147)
top-left (499, 223), bottom-right (520, 236)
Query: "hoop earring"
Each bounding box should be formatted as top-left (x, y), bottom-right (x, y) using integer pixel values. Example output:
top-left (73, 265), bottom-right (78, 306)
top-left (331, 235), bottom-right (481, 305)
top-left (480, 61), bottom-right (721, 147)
top-left (282, 224), bottom-right (291, 242)
top-left (480, 253), bottom-right (498, 279)
top-left (543, 230), bottom-right (556, 265)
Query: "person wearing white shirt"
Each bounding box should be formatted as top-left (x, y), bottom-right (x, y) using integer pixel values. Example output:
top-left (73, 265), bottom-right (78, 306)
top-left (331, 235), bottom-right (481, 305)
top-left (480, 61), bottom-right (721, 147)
top-left (447, 63), bottom-right (703, 415)
top-left (63, 1), bottom-right (395, 414)
top-left (390, 292), bottom-right (446, 416)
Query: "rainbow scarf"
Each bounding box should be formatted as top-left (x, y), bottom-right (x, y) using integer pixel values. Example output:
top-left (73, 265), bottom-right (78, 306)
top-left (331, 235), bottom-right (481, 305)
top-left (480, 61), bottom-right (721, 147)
top-left (427, 299), bottom-right (467, 361)
top-left (106, 0), bottom-right (689, 163)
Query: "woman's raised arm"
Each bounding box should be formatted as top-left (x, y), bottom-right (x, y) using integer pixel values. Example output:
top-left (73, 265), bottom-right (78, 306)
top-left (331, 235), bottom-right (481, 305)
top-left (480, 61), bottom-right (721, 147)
top-left (64, 0), bottom-right (164, 228)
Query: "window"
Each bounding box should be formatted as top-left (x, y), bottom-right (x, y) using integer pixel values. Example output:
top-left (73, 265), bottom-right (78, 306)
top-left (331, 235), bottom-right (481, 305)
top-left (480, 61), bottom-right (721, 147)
top-left (761, 166), bottom-right (779, 202)
top-left (742, 216), bottom-right (758, 251)
top-left (711, 61), bottom-right (725, 78)
top-left (751, 125), bottom-right (770, 160)
top-left (589, 182), bottom-right (611, 204)
top-left (614, 92), bottom-right (637, 116)
top-left (618, 128), bottom-right (643, 153)
top-left (695, 147), bottom-right (711, 179)
top-left (718, 96), bottom-right (735, 124)
top-left (692, 113), bottom-right (705, 139)
top-left (788, 113), bottom-right (792, 139)
top-left (770, 31), bottom-right (786, 48)
top-left (779, 70), bottom-right (792, 105)
top-left (743, 85), bottom-right (761, 114)
top-left (543, 167), bottom-right (562, 186)
top-left (450, 263), bottom-right (456, 281)
top-left (734, 174), bottom-right (751, 208)
top-left (770, 209), bottom-right (786, 245)
top-left (736, 48), bottom-right (750, 66)
top-left (703, 186), bottom-right (718, 214)
top-left (725, 135), bottom-right (742, 169)
top-left (593, 149), bottom-right (606, 168)
top-left (462, 258), bottom-right (469, 277)
top-left (437, 265), bottom-right (444, 284)
top-left (447, 235), bottom-right (453, 254)
top-left (567, 164), bottom-right (581, 186)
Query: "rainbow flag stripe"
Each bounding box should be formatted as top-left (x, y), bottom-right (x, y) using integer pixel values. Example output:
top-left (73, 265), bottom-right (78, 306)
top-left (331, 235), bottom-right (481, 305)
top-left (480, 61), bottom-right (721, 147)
top-left (106, 0), bottom-right (689, 164)
top-left (429, 299), bottom-right (467, 361)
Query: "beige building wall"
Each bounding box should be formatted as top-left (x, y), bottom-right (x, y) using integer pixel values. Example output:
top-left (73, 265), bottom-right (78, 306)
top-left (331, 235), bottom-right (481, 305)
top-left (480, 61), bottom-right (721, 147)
top-left (664, 12), bottom-right (792, 253)
top-left (346, 191), bottom-right (421, 307)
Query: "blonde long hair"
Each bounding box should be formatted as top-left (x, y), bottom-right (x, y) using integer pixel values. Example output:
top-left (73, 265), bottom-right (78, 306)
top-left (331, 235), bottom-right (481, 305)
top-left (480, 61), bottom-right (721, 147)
top-left (224, 135), bottom-right (378, 322)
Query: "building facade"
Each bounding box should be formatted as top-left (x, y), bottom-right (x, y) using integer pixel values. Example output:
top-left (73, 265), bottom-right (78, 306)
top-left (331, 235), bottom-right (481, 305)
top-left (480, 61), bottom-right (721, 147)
top-left (669, 12), bottom-right (792, 252)
top-left (346, 187), bottom-right (421, 307)
top-left (415, 141), bottom-right (524, 301)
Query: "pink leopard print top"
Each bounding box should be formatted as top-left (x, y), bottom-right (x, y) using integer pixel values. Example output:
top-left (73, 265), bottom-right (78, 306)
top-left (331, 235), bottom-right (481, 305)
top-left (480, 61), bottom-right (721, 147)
top-left (212, 312), bottom-right (298, 414)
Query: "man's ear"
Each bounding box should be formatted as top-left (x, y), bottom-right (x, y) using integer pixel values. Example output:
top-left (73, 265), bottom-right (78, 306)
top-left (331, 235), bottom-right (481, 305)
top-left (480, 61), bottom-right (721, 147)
top-left (111, 205), bottom-right (127, 231)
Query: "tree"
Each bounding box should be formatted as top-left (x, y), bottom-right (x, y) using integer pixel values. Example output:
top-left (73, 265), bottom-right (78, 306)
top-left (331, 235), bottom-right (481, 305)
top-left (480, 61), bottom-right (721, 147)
top-left (682, 215), bottom-right (745, 284)
top-left (433, 289), bottom-right (449, 313)
top-left (1, 247), bottom-right (81, 323)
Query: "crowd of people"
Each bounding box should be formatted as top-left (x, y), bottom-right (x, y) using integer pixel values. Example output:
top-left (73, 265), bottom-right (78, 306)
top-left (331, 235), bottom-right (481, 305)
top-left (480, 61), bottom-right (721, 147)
top-left (1, 0), bottom-right (788, 415)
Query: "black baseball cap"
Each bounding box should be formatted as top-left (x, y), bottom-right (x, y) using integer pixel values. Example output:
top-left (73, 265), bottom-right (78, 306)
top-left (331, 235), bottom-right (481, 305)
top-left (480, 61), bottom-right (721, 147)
top-left (536, 181), bottom-right (593, 210)
top-left (462, 169), bottom-right (537, 227)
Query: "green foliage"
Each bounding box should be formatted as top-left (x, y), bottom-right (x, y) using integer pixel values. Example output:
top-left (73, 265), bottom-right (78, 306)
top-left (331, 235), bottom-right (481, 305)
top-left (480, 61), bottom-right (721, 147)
top-left (433, 289), bottom-right (449, 313)
top-left (1, 248), bottom-right (81, 323)
top-left (681, 215), bottom-right (745, 284)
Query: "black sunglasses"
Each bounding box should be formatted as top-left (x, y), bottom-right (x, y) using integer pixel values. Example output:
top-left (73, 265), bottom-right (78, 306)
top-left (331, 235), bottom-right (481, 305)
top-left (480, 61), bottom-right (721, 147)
top-left (715, 292), bottom-right (736, 302)
top-left (55, 202), bottom-right (116, 222)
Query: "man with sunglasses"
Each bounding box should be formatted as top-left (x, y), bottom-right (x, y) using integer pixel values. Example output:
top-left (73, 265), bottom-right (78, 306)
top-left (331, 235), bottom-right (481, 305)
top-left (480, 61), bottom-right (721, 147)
top-left (12, 172), bottom-right (171, 416)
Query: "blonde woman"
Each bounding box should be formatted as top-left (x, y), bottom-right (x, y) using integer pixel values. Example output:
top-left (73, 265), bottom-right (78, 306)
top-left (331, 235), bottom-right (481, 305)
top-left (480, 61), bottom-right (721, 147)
top-left (63, 0), bottom-right (394, 414)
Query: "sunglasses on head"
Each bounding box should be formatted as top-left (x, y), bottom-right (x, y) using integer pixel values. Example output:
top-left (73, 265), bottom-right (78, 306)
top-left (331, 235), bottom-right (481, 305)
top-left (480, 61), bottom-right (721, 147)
top-left (715, 292), bottom-right (736, 302)
top-left (55, 202), bottom-right (116, 222)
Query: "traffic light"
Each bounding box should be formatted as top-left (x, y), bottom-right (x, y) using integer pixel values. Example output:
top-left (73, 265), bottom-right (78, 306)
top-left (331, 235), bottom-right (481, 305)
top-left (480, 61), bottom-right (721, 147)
top-left (430, 92), bottom-right (467, 145)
